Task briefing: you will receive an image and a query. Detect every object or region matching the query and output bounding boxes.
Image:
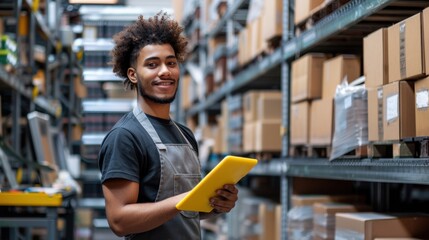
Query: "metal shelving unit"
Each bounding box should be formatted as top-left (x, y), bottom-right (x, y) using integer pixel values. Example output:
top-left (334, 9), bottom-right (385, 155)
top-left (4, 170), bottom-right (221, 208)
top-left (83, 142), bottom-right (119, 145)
top-left (182, 0), bottom-right (429, 239)
top-left (286, 158), bottom-right (429, 185)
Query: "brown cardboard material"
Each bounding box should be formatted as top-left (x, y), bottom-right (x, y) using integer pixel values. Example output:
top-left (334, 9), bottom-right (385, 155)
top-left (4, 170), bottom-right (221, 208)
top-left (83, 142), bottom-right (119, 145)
top-left (335, 213), bottom-right (429, 240)
top-left (424, 8), bottom-right (429, 75)
top-left (249, 17), bottom-right (264, 60)
top-left (259, 203), bottom-right (276, 240)
top-left (388, 13), bottom-right (424, 83)
top-left (364, 28), bottom-right (389, 88)
top-left (181, 75), bottom-right (192, 110)
top-left (322, 55), bottom-right (361, 100)
top-left (257, 92), bottom-right (282, 120)
top-left (383, 81), bottom-right (415, 141)
top-left (291, 53), bottom-right (327, 102)
top-left (368, 87), bottom-right (384, 141)
top-left (294, 0), bottom-right (325, 24)
top-left (255, 119), bottom-right (282, 152)
top-left (313, 202), bottom-right (371, 240)
top-left (243, 122), bottom-right (255, 153)
top-left (414, 76), bottom-right (429, 137)
top-left (275, 204), bottom-right (282, 240)
top-left (262, 0), bottom-right (282, 42)
top-left (310, 98), bottom-right (333, 145)
top-left (243, 90), bottom-right (282, 122)
top-left (290, 101), bottom-right (311, 145)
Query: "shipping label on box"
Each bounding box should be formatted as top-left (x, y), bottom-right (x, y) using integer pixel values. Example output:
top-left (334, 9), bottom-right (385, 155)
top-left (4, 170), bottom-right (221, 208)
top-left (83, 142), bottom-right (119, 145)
top-left (414, 76), bottom-right (429, 137)
top-left (383, 81), bottom-right (415, 141)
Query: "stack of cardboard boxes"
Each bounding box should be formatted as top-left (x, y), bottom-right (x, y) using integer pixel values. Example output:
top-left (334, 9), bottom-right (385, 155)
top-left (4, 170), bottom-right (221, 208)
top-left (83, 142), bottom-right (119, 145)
top-left (290, 53), bottom-right (360, 152)
top-left (242, 90), bottom-right (282, 153)
top-left (366, 8), bottom-right (429, 143)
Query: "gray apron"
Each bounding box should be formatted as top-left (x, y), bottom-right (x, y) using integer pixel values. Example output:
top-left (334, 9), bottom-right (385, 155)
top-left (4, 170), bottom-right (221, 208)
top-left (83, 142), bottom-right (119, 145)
top-left (127, 107), bottom-right (202, 240)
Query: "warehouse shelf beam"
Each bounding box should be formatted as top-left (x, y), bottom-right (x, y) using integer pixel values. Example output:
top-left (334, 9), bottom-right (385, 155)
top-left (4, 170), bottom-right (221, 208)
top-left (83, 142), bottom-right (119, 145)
top-left (208, 0), bottom-right (249, 38)
top-left (83, 69), bottom-right (122, 82)
top-left (82, 99), bottom-right (136, 113)
top-left (81, 133), bottom-right (106, 146)
top-left (283, 0), bottom-right (395, 60)
top-left (286, 158), bottom-right (429, 185)
top-left (186, 0), bottom-right (429, 117)
top-left (23, 0), bottom-right (57, 47)
top-left (186, 48), bottom-right (282, 116)
top-left (81, 39), bottom-right (115, 52)
top-left (0, 66), bottom-right (57, 115)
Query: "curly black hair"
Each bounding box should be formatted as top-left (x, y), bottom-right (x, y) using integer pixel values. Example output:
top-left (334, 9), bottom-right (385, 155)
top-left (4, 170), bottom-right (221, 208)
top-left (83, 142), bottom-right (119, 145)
top-left (110, 11), bottom-right (188, 90)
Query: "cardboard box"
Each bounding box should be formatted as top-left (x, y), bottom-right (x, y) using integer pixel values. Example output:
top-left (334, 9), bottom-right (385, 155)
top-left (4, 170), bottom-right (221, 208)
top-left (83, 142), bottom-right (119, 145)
top-left (294, 0), bottom-right (324, 24)
top-left (388, 13), bottom-right (424, 83)
top-left (74, 76), bottom-right (88, 98)
top-left (243, 122), bottom-right (255, 152)
top-left (335, 213), bottom-right (429, 240)
top-left (275, 204), bottom-right (282, 240)
top-left (291, 53), bottom-right (327, 102)
top-left (424, 8), bottom-right (429, 75)
top-left (181, 75), bottom-right (192, 110)
top-left (249, 17), bottom-right (264, 60)
top-left (368, 87), bottom-right (384, 141)
top-left (322, 55), bottom-right (360, 100)
top-left (259, 203), bottom-right (276, 240)
top-left (255, 119), bottom-right (282, 152)
top-left (243, 90), bottom-right (282, 122)
top-left (313, 203), bottom-right (371, 240)
top-left (383, 81), bottom-right (415, 141)
top-left (262, 0), bottom-right (282, 41)
top-left (364, 28), bottom-right (389, 88)
top-left (310, 98), bottom-right (333, 145)
top-left (290, 101), bottom-right (311, 145)
top-left (414, 76), bottom-right (429, 137)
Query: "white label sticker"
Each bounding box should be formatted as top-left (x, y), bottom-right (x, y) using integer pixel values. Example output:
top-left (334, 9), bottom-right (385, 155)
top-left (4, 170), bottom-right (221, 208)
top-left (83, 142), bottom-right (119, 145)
top-left (344, 96), bottom-right (352, 109)
top-left (416, 90), bottom-right (429, 109)
top-left (386, 94), bottom-right (399, 122)
top-left (377, 89), bottom-right (383, 99)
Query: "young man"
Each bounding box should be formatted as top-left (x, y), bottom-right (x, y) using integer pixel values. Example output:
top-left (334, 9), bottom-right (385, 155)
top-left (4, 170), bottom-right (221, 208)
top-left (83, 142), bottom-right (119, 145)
top-left (98, 12), bottom-right (238, 239)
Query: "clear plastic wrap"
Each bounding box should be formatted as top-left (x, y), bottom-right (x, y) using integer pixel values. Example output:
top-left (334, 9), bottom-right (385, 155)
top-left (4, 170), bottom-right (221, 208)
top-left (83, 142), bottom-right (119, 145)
top-left (287, 206), bottom-right (313, 240)
top-left (335, 228), bottom-right (364, 240)
top-left (330, 80), bottom-right (368, 160)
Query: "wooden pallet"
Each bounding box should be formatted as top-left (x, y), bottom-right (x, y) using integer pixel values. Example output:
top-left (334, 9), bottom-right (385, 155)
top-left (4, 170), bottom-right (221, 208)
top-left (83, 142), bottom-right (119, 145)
top-left (368, 140), bottom-right (417, 158)
top-left (289, 145), bottom-right (332, 158)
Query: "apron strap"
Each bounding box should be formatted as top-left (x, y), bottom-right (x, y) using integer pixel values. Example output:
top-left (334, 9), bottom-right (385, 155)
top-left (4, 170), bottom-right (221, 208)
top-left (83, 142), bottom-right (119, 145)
top-left (171, 120), bottom-right (196, 152)
top-left (133, 107), bottom-right (166, 150)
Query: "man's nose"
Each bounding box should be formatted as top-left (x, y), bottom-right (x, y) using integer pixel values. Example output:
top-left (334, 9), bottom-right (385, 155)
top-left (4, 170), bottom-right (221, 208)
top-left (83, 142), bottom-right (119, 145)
top-left (159, 64), bottom-right (171, 77)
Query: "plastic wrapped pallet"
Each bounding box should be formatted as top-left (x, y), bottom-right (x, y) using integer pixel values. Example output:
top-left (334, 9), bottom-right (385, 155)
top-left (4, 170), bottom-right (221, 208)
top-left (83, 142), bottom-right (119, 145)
top-left (330, 80), bottom-right (368, 160)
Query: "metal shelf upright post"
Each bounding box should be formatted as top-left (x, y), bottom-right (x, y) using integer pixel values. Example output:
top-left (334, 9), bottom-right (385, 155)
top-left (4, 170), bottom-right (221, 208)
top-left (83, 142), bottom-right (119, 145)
top-left (280, 0), bottom-right (292, 239)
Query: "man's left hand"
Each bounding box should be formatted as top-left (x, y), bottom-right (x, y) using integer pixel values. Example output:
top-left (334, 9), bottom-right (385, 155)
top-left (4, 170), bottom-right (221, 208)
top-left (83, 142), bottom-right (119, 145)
top-left (209, 184), bottom-right (238, 213)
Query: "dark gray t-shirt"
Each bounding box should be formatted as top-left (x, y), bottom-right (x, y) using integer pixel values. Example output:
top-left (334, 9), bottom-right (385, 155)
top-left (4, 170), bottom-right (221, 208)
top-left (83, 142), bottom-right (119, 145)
top-left (98, 112), bottom-right (198, 203)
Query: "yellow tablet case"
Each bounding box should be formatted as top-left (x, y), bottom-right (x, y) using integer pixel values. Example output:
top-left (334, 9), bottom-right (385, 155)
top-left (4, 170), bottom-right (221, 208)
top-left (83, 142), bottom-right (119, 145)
top-left (176, 155), bottom-right (258, 213)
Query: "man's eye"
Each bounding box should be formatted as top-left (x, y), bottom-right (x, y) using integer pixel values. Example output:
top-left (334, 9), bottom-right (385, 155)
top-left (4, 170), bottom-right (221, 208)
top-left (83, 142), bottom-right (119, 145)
top-left (168, 61), bottom-right (177, 66)
top-left (147, 63), bottom-right (157, 67)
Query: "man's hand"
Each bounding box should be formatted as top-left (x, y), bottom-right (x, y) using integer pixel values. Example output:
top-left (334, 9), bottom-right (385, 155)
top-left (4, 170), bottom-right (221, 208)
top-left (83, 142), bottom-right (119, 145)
top-left (209, 184), bottom-right (238, 213)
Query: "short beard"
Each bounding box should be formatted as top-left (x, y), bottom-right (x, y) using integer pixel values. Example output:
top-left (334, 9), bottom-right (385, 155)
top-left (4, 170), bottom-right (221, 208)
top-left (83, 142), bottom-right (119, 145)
top-left (137, 79), bottom-right (177, 104)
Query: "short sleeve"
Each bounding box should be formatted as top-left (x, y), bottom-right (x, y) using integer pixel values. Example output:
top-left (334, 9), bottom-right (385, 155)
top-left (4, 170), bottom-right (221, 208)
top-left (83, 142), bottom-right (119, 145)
top-left (98, 127), bottom-right (144, 183)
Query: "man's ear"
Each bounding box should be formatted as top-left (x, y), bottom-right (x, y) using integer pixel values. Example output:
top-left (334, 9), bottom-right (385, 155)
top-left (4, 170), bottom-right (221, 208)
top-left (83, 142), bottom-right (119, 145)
top-left (127, 68), bottom-right (138, 84)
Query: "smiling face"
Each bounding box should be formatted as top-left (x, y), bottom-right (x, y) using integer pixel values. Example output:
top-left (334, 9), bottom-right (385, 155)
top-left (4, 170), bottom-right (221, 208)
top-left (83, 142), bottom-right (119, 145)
top-left (128, 44), bottom-right (180, 105)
